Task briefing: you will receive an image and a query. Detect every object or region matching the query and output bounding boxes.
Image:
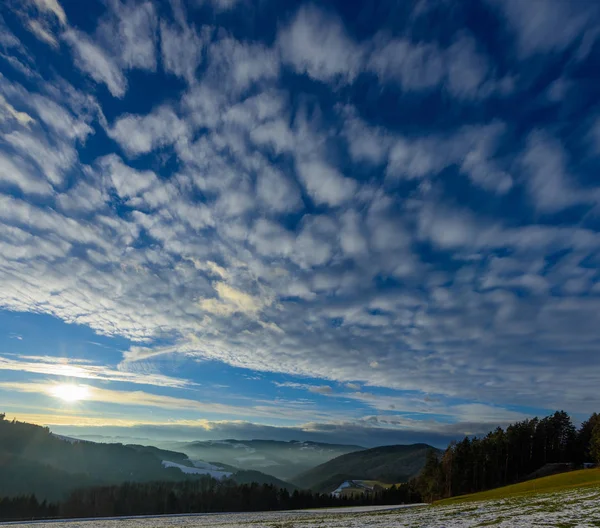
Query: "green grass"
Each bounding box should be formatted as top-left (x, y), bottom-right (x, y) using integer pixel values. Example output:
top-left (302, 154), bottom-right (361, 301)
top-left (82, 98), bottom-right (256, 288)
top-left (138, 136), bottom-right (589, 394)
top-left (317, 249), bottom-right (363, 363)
top-left (435, 468), bottom-right (600, 505)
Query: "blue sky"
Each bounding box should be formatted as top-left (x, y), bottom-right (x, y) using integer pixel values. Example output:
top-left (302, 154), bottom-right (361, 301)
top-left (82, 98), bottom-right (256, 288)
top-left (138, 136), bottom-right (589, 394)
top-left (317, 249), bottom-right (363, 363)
top-left (1, 0), bottom-right (600, 448)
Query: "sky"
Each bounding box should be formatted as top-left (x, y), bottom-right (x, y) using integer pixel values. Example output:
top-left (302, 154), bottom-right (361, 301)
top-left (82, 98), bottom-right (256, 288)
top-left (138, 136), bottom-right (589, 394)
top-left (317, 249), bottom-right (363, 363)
top-left (0, 0), bottom-right (600, 449)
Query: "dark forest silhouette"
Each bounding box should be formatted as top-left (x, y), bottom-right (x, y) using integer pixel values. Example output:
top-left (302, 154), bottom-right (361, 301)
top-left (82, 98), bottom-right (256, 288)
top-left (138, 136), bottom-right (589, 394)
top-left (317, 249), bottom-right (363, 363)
top-left (415, 411), bottom-right (600, 501)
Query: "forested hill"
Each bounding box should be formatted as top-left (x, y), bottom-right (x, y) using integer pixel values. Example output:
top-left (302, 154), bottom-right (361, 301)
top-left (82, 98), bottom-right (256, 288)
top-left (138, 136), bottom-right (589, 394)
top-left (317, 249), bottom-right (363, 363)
top-left (415, 410), bottom-right (600, 502)
top-left (292, 443), bottom-right (437, 492)
top-left (0, 415), bottom-right (199, 500)
top-left (0, 415), bottom-right (295, 500)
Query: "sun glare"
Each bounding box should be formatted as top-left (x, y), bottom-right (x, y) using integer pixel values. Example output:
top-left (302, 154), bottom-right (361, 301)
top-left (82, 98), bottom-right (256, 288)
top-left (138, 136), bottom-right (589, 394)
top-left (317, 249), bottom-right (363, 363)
top-left (50, 384), bottom-right (90, 402)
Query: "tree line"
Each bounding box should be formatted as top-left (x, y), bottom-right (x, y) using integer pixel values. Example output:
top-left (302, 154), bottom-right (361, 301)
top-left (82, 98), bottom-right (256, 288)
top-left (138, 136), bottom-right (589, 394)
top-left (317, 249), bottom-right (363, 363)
top-left (416, 410), bottom-right (600, 501)
top-left (0, 478), bottom-right (421, 522)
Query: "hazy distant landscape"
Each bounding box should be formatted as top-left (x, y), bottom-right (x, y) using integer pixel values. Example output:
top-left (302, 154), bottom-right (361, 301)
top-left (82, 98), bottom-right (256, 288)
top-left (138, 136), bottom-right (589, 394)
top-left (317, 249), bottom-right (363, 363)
top-left (168, 439), bottom-right (364, 480)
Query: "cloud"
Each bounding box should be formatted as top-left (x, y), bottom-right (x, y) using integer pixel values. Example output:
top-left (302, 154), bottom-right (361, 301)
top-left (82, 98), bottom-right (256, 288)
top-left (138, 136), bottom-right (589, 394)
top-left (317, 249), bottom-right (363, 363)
top-left (521, 132), bottom-right (594, 213)
top-left (30, 0), bottom-right (66, 25)
top-left (99, 0), bottom-right (158, 72)
top-left (1, 381), bottom-right (351, 424)
top-left (0, 150), bottom-right (53, 195)
top-left (2, 0), bottom-right (600, 434)
top-left (199, 282), bottom-right (270, 317)
top-left (369, 37), bottom-right (444, 91)
top-left (295, 160), bottom-right (357, 207)
top-left (278, 5), bottom-right (366, 85)
top-left (195, 0), bottom-right (242, 12)
top-left (159, 18), bottom-right (208, 84)
top-left (207, 37), bottom-right (279, 94)
top-left (0, 93), bottom-right (35, 124)
top-left (10, 0), bottom-right (67, 47)
top-left (488, 0), bottom-right (597, 58)
top-left (63, 29), bottom-right (127, 98)
top-left (275, 382), bottom-right (333, 395)
top-left (0, 354), bottom-right (194, 388)
top-left (108, 105), bottom-right (188, 156)
top-left (256, 166), bottom-right (303, 213)
top-left (27, 19), bottom-right (58, 46)
top-left (99, 154), bottom-right (159, 199)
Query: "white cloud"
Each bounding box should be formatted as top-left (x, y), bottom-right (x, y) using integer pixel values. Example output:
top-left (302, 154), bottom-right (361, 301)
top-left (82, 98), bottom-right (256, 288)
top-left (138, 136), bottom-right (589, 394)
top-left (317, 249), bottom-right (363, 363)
top-left (99, 154), bottom-right (159, 199)
top-left (0, 150), bottom-right (53, 195)
top-left (160, 19), bottom-right (208, 84)
top-left (108, 105), bottom-right (188, 156)
top-left (27, 19), bottom-right (58, 47)
top-left (295, 159), bottom-right (357, 207)
top-left (488, 0), bottom-right (596, 57)
top-left (382, 121), bottom-right (513, 194)
top-left (339, 210), bottom-right (368, 258)
top-left (0, 354), bottom-right (193, 388)
top-left (278, 5), bottom-right (366, 85)
top-left (256, 166), bottom-right (302, 213)
top-left (31, 0), bottom-right (67, 25)
top-left (199, 281), bottom-right (270, 317)
top-left (249, 218), bottom-right (295, 258)
top-left (195, 0), bottom-right (241, 12)
top-left (294, 215), bottom-right (338, 268)
top-left (521, 132), bottom-right (591, 213)
top-left (369, 37), bottom-right (444, 91)
top-left (207, 37), bottom-right (279, 94)
top-left (445, 34), bottom-right (490, 99)
top-left (64, 29), bottom-right (127, 98)
top-left (102, 0), bottom-right (158, 72)
top-left (4, 129), bottom-right (76, 186)
top-left (0, 94), bottom-right (34, 125)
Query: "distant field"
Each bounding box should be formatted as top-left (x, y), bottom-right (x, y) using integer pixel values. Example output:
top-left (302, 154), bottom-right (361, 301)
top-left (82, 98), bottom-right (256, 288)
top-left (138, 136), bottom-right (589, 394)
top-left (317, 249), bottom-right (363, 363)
top-left (331, 479), bottom-right (406, 497)
top-left (359, 480), bottom-right (404, 488)
top-left (436, 468), bottom-right (600, 505)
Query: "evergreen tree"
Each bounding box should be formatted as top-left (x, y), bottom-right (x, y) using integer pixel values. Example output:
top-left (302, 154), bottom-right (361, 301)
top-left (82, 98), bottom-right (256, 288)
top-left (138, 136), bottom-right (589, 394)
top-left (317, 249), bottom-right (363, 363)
top-left (590, 422), bottom-right (600, 464)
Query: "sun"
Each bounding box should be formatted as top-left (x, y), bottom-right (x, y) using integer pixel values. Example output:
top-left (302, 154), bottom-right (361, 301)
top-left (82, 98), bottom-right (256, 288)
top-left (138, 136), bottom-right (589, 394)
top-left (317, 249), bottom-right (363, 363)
top-left (49, 384), bottom-right (90, 402)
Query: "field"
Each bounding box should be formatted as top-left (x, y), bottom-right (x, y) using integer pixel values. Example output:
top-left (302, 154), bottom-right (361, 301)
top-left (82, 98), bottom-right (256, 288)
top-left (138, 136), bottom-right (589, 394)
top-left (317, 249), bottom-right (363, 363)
top-left (436, 468), bottom-right (600, 505)
top-left (4, 485), bottom-right (600, 528)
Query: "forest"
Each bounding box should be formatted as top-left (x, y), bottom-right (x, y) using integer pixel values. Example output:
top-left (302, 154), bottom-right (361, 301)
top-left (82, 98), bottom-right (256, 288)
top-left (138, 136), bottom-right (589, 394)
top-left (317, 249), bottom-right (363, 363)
top-left (0, 479), bottom-right (421, 521)
top-left (415, 410), bottom-right (600, 501)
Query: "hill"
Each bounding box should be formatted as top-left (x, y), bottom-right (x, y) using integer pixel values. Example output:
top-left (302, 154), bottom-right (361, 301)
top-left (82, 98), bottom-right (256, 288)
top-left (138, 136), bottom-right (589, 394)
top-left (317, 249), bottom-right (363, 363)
top-left (435, 467), bottom-right (600, 505)
top-left (0, 416), bottom-right (298, 501)
top-left (171, 439), bottom-right (364, 481)
top-left (292, 443), bottom-right (437, 492)
top-left (0, 417), bottom-right (194, 500)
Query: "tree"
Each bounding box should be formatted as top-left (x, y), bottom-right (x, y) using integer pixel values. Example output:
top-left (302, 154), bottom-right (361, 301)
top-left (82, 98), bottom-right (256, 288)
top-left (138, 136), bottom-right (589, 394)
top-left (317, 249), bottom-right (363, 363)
top-left (417, 449), bottom-right (443, 502)
top-left (590, 422), bottom-right (600, 465)
top-left (578, 413), bottom-right (600, 464)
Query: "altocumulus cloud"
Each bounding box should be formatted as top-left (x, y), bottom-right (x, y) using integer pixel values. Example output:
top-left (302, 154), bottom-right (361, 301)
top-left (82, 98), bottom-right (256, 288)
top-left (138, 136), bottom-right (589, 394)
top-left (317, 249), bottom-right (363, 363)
top-left (1, 0), bottom-right (600, 442)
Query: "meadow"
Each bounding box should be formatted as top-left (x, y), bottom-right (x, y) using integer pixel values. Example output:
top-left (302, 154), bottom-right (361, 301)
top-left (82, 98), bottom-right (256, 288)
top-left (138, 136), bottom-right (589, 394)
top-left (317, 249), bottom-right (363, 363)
top-left (5, 484), bottom-right (600, 527)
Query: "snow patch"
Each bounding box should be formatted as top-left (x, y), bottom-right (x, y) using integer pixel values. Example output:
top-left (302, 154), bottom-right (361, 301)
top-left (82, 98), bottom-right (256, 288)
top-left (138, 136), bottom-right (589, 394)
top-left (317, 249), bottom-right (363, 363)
top-left (161, 460), bottom-right (232, 479)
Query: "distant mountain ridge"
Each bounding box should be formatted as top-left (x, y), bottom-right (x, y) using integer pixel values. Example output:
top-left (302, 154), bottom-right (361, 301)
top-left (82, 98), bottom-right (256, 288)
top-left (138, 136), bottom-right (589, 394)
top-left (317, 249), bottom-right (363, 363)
top-left (292, 443), bottom-right (439, 493)
top-left (0, 417), bottom-right (300, 500)
top-left (170, 438), bottom-right (365, 480)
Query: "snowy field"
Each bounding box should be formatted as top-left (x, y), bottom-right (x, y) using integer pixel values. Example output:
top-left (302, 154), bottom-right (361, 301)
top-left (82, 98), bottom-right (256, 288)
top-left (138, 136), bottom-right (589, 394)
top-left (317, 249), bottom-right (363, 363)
top-left (4, 487), bottom-right (600, 527)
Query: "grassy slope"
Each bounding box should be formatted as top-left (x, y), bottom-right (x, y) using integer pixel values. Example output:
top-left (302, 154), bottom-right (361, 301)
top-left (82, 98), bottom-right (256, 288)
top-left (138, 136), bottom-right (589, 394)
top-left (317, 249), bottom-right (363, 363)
top-left (435, 468), bottom-right (600, 505)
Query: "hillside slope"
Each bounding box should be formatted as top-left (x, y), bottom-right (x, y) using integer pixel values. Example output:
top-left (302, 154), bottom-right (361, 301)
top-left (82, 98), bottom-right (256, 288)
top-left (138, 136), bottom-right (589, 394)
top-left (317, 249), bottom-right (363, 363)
top-left (293, 443), bottom-right (438, 492)
top-left (0, 417), bottom-right (313, 500)
top-left (435, 468), bottom-right (600, 505)
top-left (173, 439), bottom-right (365, 480)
